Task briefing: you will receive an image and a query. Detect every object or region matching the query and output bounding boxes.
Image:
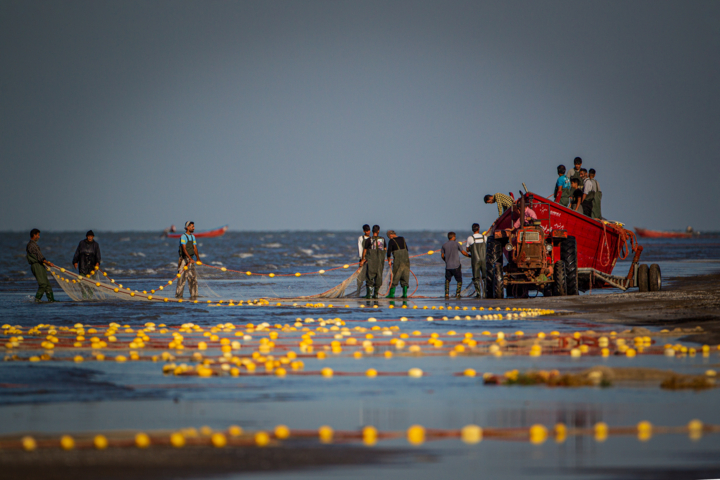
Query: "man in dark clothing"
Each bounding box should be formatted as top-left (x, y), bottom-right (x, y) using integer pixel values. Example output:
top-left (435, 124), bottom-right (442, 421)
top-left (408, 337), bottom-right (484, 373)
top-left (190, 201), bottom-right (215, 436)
top-left (176, 221), bottom-right (200, 298)
top-left (569, 178), bottom-right (584, 212)
top-left (441, 232), bottom-right (470, 299)
top-left (567, 157), bottom-right (583, 187)
top-left (360, 225), bottom-right (385, 299)
top-left (579, 168), bottom-right (595, 217)
top-left (73, 231), bottom-right (101, 275)
top-left (356, 224), bottom-right (371, 295)
top-left (26, 229), bottom-right (56, 302)
top-left (386, 230), bottom-right (410, 298)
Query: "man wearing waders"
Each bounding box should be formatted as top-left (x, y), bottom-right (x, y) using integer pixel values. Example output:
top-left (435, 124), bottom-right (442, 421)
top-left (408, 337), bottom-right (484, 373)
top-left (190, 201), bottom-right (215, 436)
top-left (553, 165), bottom-right (572, 207)
top-left (356, 224), bottom-right (371, 296)
top-left (176, 221), bottom-right (200, 299)
top-left (386, 230), bottom-right (410, 298)
top-left (360, 225), bottom-right (385, 299)
top-left (73, 230), bottom-right (102, 299)
top-left (465, 224), bottom-right (487, 298)
top-left (26, 229), bottom-right (56, 302)
top-left (589, 168), bottom-right (602, 219)
top-left (441, 232), bottom-right (470, 299)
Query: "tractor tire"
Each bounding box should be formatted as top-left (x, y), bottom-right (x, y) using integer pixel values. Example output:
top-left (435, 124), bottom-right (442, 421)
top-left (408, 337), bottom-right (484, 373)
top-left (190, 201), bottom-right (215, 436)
top-left (553, 260), bottom-right (567, 296)
top-left (561, 236), bottom-right (579, 295)
top-left (637, 264), bottom-right (649, 292)
top-left (649, 264), bottom-right (662, 291)
top-left (492, 263), bottom-right (504, 299)
top-left (486, 237), bottom-right (503, 298)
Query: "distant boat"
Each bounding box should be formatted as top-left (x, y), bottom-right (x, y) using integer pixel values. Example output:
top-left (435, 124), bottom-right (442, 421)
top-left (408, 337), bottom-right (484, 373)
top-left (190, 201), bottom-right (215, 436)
top-left (634, 227), bottom-right (697, 239)
top-left (167, 225), bottom-right (229, 239)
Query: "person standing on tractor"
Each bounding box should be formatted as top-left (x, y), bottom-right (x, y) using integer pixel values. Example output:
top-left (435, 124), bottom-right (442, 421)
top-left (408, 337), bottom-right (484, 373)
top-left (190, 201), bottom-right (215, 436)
top-left (26, 228), bottom-right (56, 302)
top-left (589, 168), bottom-right (602, 219)
top-left (553, 165), bottom-right (572, 207)
top-left (466, 224), bottom-right (487, 298)
top-left (484, 193), bottom-right (514, 217)
top-left (176, 221), bottom-right (200, 299)
top-left (386, 230), bottom-right (410, 298)
top-left (579, 168), bottom-right (596, 217)
top-left (441, 232), bottom-right (470, 299)
top-left (567, 157), bottom-right (583, 186)
top-left (360, 225), bottom-right (385, 299)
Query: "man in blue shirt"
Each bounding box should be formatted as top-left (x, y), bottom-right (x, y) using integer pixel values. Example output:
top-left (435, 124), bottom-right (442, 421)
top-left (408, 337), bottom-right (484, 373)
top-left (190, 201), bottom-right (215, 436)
top-left (176, 221), bottom-right (200, 298)
top-left (441, 232), bottom-right (470, 299)
top-left (553, 165), bottom-right (571, 207)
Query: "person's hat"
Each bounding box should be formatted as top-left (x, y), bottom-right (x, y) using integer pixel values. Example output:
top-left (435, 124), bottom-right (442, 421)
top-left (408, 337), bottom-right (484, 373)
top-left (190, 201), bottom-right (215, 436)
top-left (387, 230), bottom-right (396, 236)
top-left (86, 230), bottom-right (94, 237)
top-left (185, 221), bottom-right (194, 229)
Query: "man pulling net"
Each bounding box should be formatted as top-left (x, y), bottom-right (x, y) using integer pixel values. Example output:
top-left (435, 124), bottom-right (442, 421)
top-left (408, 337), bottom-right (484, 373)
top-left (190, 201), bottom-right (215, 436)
top-left (386, 230), bottom-right (410, 298)
top-left (360, 225), bottom-right (385, 299)
top-left (176, 221), bottom-right (200, 299)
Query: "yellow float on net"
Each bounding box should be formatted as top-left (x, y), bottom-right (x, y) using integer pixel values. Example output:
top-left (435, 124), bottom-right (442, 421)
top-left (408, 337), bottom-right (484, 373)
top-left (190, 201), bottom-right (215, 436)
top-left (428, 250), bottom-right (434, 255)
top-left (94, 435), bottom-right (108, 450)
top-left (269, 273), bottom-right (275, 277)
top-left (295, 272), bottom-right (301, 277)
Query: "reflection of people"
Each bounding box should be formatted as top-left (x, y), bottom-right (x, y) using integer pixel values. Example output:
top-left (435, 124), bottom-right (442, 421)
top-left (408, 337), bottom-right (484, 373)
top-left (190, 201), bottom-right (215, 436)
top-left (441, 232), bottom-right (470, 299)
top-left (357, 224), bottom-right (370, 295)
top-left (361, 225), bottom-right (385, 299)
top-left (73, 231), bottom-right (101, 274)
top-left (513, 205), bottom-right (538, 229)
top-left (466, 224), bottom-right (487, 298)
top-left (484, 193), bottom-right (513, 217)
top-left (176, 221), bottom-right (200, 299)
top-left (26, 229), bottom-right (56, 302)
top-left (386, 230), bottom-right (410, 299)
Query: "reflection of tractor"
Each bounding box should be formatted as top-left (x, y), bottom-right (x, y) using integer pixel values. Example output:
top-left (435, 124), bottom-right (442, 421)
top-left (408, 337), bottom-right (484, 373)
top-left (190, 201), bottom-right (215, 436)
top-left (485, 191), bottom-right (659, 298)
top-left (486, 195), bottom-right (577, 298)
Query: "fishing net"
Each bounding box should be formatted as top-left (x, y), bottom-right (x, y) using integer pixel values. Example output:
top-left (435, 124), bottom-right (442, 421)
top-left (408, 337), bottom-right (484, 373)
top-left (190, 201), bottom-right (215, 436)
top-left (47, 264), bottom-right (393, 302)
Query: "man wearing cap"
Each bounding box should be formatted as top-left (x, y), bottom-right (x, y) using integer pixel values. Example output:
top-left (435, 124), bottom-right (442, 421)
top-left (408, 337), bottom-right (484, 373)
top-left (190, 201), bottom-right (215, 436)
top-left (386, 230), bottom-right (410, 298)
top-left (73, 230), bottom-right (101, 275)
top-left (176, 221), bottom-right (200, 298)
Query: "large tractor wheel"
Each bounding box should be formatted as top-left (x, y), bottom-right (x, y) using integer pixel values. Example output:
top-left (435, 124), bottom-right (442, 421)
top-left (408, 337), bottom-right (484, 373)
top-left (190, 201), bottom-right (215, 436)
top-left (649, 264), bottom-right (662, 291)
top-left (560, 236), bottom-right (579, 295)
top-left (492, 263), bottom-right (504, 299)
top-left (553, 260), bottom-right (567, 296)
top-left (637, 264), bottom-right (649, 292)
top-left (486, 237), bottom-right (503, 298)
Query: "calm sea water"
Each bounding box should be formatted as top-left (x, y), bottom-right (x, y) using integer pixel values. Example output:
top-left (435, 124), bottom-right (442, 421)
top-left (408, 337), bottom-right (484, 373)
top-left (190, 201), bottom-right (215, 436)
top-left (1, 231), bottom-right (720, 479)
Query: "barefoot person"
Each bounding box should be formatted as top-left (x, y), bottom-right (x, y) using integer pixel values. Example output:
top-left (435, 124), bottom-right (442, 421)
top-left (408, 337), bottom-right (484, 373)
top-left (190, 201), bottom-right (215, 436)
top-left (26, 228), bottom-right (56, 302)
top-left (176, 221), bottom-right (200, 299)
top-left (386, 230), bottom-right (410, 299)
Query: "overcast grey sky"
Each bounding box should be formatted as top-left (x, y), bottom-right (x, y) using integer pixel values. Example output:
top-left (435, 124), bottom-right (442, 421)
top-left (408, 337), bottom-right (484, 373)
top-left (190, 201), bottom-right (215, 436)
top-left (1, 0), bottom-right (718, 232)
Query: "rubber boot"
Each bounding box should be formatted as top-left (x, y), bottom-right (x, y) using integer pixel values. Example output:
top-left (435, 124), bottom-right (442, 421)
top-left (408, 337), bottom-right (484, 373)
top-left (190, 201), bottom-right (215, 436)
top-left (386, 287), bottom-right (395, 299)
top-left (444, 280), bottom-right (450, 299)
top-left (456, 282), bottom-right (462, 298)
top-left (364, 287), bottom-right (373, 299)
top-left (47, 290), bottom-right (56, 303)
top-left (402, 286), bottom-right (408, 298)
top-left (473, 280), bottom-right (481, 298)
top-left (372, 287), bottom-right (379, 299)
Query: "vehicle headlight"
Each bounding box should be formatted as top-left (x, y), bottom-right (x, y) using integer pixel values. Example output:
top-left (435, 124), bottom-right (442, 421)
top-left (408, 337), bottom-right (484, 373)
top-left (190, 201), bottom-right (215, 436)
top-left (505, 243), bottom-right (513, 251)
top-left (546, 244), bottom-right (552, 252)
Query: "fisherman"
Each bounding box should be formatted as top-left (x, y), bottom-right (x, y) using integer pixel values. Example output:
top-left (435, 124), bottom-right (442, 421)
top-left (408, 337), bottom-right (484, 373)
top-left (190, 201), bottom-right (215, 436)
top-left (386, 230), bottom-right (410, 298)
top-left (360, 225), bottom-right (385, 299)
top-left (513, 204), bottom-right (538, 229)
top-left (162, 225), bottom-right (176, 238)
top-left (73, 230), bottom-right (101, 275)
top-left (484, 193), bottom-right (514, 217)
top-left (356, 224), bottom-right (371, 295)
top-left (553, 165), bottom-right (572, 207)
top-left (567, 157), bottom-right (583, 186)
top-left (26, 229), bottom-right (56, 302)
top-left (588, 168), bottom-right (602, 219)
top-left (176, 221), bottom-right (200, 299)
top-left (579, 168), bottom-right (595, 217)
top-left (569, 177), bottom-right (584, 211)
top-left (465, 224), bottom-right (487, 298)
top-left (441, 232), bottom-right (470, 299)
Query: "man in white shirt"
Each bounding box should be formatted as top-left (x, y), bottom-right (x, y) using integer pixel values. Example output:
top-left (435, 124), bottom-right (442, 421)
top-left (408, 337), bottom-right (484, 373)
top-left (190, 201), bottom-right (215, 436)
top-left (579, 169), bottom-right (595, 217)
top-left (356, 224), bottom-right (371, 295)
top-left (466, 224), bottom-right (488, 298)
